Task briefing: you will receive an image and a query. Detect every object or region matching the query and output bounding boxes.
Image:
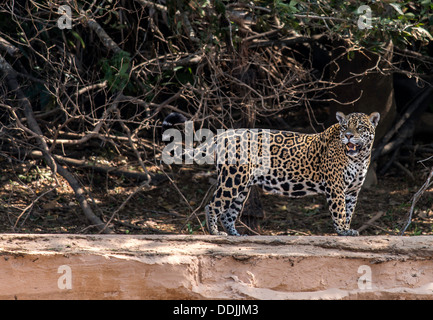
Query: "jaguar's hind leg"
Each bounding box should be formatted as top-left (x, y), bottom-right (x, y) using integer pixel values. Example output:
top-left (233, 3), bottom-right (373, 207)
top-left (206, 163), bottom-right (251, 235)
top-left (206, 184), bottom-right (250, 236)
top-left (205, 204), bottom-right (227, 236)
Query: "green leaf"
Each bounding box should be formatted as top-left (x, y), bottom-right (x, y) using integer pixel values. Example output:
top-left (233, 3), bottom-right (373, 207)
top-left (71, 31), bottom-right (85, 48)
top-left (389, 3), bottom-right (404, 15)
top-left (413, 26), bottom-right (433, 40)
top-left (404, 12), bottom-right (416, 19)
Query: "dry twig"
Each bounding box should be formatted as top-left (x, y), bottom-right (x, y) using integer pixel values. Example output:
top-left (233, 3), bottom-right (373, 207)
top-left (400, 167), bottom-right (433, 235)
top-left (0, 54), bottom-right (111, 233)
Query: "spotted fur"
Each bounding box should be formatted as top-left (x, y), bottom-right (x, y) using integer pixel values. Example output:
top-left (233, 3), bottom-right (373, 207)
top-left (163, 111), bottom-right (380, 236)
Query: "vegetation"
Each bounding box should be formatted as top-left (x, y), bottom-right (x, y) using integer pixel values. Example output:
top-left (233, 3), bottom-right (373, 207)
top-left (0, 0), bottom-right (432, 235)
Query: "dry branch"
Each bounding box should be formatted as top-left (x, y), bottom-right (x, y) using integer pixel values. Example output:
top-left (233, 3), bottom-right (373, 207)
top-left (400, 166), bottom-right (433, 235)
top-left (358, 211), bottom-right (384, 233)
top-left (26, 150), bottom-right (167, 185)
top-left (248, 36), bottom-right (315, 48)
top-left (373, 87), bottom-right (433, 161)
top-left (0, 36), bottom-right (21, 57)
top-left (0, 1), bottom-right (431, 236)
top-left (0, 54), bottom-right (111, 233)
top-left (80, 10), bottom-right (122, 54)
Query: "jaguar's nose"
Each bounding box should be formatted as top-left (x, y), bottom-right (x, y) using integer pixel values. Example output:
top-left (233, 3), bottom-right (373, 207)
top-left (345, 132), bottom-right (354, 140)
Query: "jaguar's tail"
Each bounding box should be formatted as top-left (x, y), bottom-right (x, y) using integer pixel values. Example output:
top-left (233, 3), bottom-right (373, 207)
top-left (162, 112), bottom-right (188, 132)
top-left (161, 113), bottom-right (216, 165)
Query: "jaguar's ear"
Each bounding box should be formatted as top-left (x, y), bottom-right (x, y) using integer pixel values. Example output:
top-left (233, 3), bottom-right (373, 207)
top-left (369, 112), bottom-right (380, 128)
top-left (336, 111), bottom-right (347, 125)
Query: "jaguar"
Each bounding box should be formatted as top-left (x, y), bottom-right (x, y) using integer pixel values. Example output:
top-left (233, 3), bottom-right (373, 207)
top-left (162, 111), bottom-right (380, 236)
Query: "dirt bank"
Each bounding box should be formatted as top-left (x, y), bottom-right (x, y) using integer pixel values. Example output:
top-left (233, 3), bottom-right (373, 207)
top-left (1, 234), bottom-right (433, 299)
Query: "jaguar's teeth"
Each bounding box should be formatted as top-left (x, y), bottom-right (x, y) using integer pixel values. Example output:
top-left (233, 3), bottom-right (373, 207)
top-left (346, 143), bottom-right (357, 151)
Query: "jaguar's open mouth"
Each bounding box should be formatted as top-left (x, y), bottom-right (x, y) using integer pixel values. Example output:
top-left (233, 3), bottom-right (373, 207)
top-left (345, 142), bottom-right (361, 155)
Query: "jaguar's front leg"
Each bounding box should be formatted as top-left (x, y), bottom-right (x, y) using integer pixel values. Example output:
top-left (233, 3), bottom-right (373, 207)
top-left (345, 189), bottom-right (360, 231)
top-left (326, 187), bottom-right (359, 236)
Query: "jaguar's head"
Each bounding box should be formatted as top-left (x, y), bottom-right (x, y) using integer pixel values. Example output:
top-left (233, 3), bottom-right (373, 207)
top-left (336, 111), bottom-right (380, 157)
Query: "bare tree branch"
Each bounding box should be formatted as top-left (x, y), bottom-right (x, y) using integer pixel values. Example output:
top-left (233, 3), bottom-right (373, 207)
top-left (400, 167), bottom-right (433, 235)
top-left (0, 54), bottom-right (112, 233)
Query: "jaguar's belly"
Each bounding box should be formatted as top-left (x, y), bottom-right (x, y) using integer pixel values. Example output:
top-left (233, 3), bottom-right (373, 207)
top-left (251, 172), bottom-right (324, 198)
